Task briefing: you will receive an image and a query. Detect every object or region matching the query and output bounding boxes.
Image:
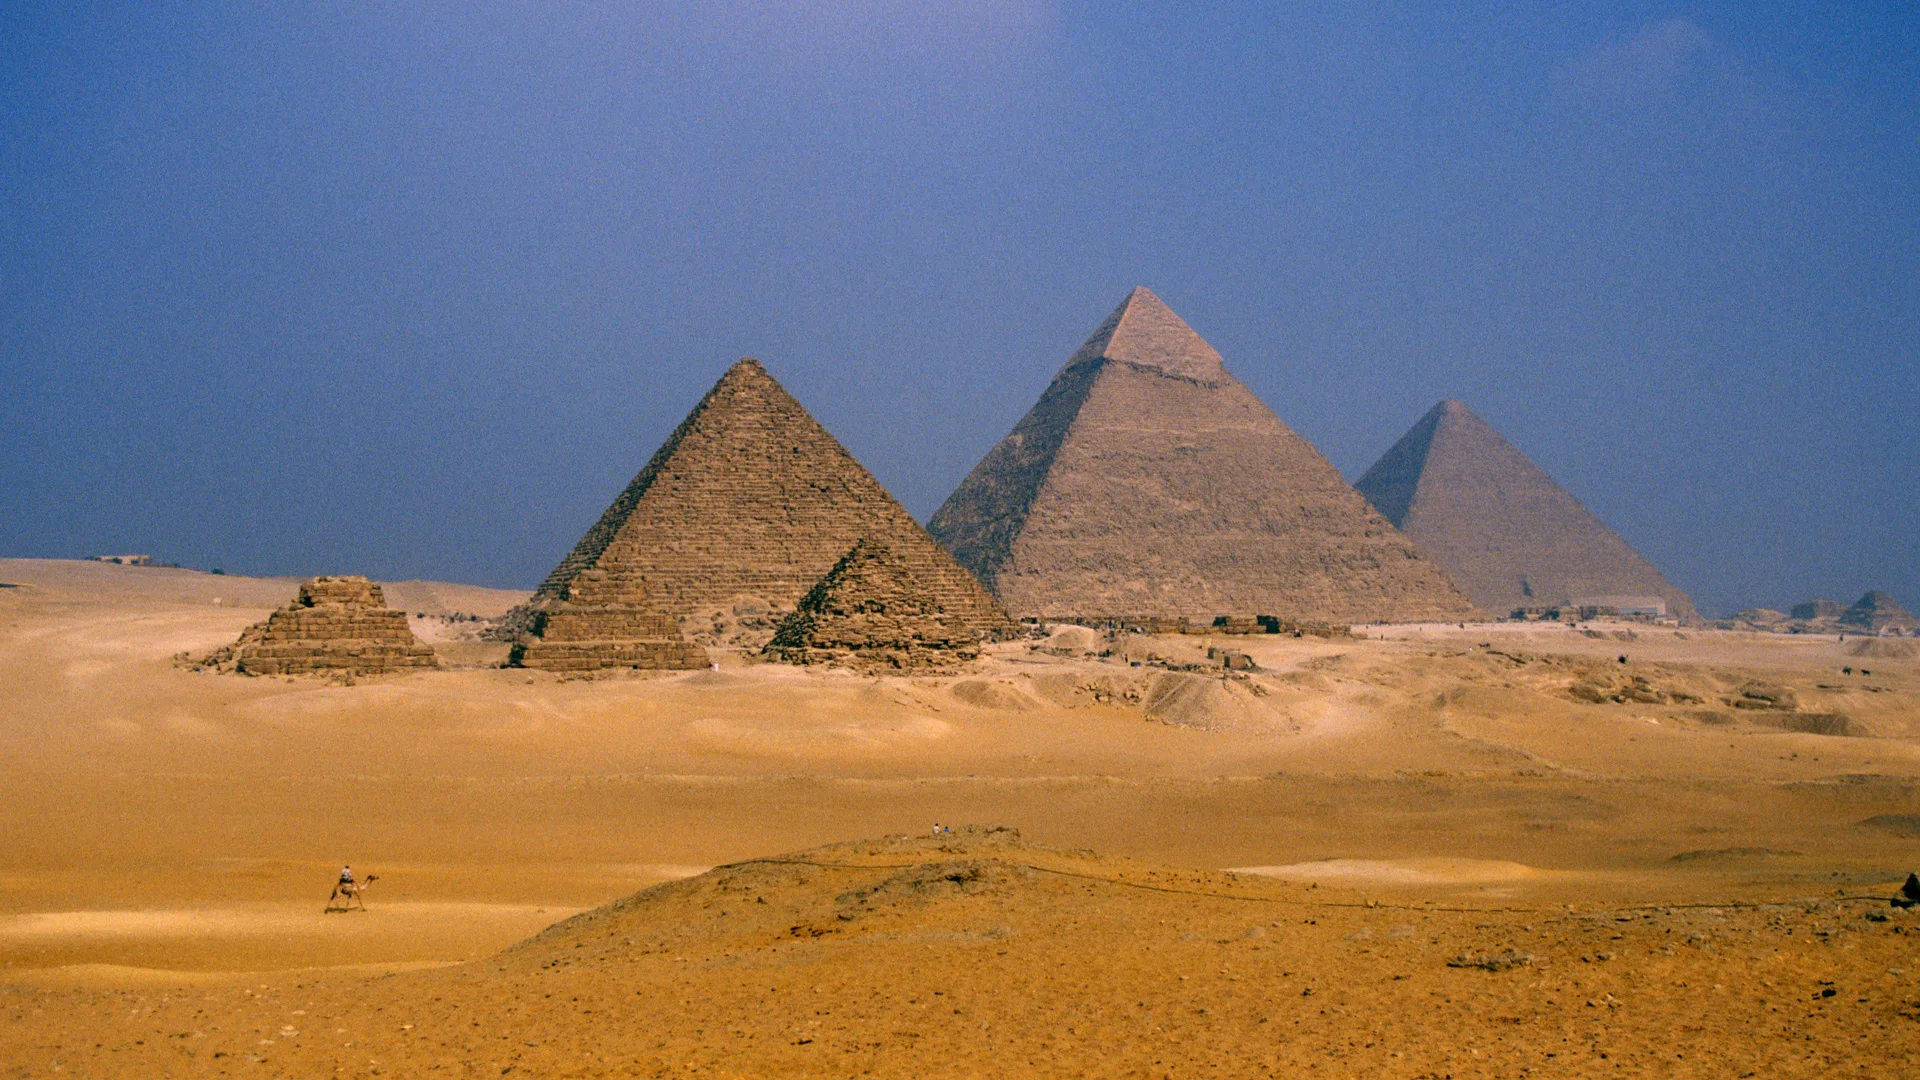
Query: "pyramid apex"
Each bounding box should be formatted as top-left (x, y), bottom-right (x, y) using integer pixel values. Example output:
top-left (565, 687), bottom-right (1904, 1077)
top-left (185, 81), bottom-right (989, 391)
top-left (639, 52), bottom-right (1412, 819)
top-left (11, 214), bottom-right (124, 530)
top-left (1067, 287), bottom-right (1226, 381)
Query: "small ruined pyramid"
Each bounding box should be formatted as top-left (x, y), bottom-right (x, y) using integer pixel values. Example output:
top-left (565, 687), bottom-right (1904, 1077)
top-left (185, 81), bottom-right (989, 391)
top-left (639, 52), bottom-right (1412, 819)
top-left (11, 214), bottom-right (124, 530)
top-left (1354, 400), bottom-right (1696, 620)
top-left (215, 576), bottom-right (437, 676)
top-left (1791, 598), bottom-right (1844, 622)
top-left (1840, 590), bottom-right (1916, 632)
top-left (501, 358), bottom-right (1009, 640)
top-left (510, 563), bottom-right (709, 671)
top-left (765, 538), bottom-right (983, 671)
top-left (928, 287), bottom-right (1474, 622)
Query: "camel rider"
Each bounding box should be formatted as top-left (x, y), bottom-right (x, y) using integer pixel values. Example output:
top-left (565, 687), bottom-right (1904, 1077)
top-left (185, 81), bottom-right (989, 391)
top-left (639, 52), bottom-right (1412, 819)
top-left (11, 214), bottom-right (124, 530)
top-left (339, 865), bottom-right (354, 888)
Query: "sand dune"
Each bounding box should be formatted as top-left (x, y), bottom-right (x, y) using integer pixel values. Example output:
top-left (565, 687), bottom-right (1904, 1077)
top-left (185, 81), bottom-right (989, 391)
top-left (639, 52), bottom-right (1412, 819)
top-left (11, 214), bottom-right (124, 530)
top-left (3, 560), bottom-right (1918, 1074)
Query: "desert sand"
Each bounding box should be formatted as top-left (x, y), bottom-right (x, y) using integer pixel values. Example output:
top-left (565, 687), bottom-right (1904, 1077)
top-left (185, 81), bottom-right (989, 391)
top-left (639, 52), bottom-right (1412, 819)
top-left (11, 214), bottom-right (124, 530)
top-left (3, 557), bottom-right (1918, 1076)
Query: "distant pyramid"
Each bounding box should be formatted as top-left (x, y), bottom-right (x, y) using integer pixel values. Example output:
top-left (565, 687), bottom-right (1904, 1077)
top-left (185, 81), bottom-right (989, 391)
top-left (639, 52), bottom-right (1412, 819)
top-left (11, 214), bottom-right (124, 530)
top-left (765, 538), bottom-right (984, 671)
top-left (214, 576), bottom-right (437, 676)
top-left (928, 287), bottom-right (1474, 623)
top-left (502, 358), bottom-right (1009, 639)
top-left (1840, 591), bottom-right (1915, 632)
top-left (510, 563), bottom-right (708, 672)
top-left (1790, 598), bottom-right (1843, 622)
top-left (1354, 400), bottom-right (1696, 620)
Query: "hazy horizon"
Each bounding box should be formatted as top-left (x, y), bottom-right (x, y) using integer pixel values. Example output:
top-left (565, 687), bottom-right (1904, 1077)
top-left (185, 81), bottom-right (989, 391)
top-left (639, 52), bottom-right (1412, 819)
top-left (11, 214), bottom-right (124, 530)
top-left (5, 3), bottom-right (1916, 617)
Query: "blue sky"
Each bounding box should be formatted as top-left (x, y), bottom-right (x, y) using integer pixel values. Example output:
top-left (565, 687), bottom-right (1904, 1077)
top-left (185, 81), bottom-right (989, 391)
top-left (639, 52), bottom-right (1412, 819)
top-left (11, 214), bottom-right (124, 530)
top-left (3, 2), bottom-right (1915, 616)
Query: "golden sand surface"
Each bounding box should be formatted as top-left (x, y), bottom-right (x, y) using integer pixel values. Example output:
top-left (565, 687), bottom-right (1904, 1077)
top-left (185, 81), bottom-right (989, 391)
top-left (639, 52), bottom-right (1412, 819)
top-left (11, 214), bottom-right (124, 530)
top-left (2, 558), bottom-right (1917, 1076)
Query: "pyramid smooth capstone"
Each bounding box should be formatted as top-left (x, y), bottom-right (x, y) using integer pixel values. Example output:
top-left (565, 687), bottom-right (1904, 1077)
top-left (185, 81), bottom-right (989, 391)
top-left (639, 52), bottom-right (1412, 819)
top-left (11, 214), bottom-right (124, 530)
top-left (510, 565), bottom-right (710, 672)
top-left (765, 538), bottom-right (982, 672)
top-left (928, 287), bottom-right (1474, 623)
top-left (500, 359), bottom-right (1009, 640)
top-left (1354, 400), bottom-right (1696, 620)
top-left (224, 576), bottom-right (437, 676)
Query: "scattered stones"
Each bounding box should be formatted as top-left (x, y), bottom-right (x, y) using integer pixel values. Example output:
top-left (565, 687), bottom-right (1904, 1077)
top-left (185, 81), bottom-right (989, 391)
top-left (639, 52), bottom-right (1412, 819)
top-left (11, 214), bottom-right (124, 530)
top-left (1448, 949), bottom-right (1533, 972)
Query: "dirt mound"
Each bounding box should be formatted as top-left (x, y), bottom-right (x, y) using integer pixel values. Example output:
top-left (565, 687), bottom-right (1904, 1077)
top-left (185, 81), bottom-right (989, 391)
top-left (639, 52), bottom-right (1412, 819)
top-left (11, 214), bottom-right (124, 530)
top-left (948, 679), bottom-right (1035, 711)
top-left (1040, 625), bottom-right (1105, 654)
top-left (18, 830), bottom-right (1920, 1077)
top-left (1140, 672), bottom-right (1281, 731)
top-left (1857, 814), bottom-right (1920, 838)
top-left (1848, 638), bottom-right (1918, 659)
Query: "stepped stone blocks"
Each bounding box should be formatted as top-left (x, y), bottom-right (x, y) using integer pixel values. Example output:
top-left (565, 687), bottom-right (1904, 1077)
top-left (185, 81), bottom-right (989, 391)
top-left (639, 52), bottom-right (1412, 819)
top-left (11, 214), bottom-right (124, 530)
top-left (765, 539), bottom-right (983, 672)
top-left (499, 358), bottom-right (1010, 643)
top-left (1354, 400), bottom-right (1697, 621)
top-left (509, 564), bottom-right (710, 672)
top-left (1840, 591), bottom-right (1916, 632)
top-left (928, 287), bottom-right (1474, 624)
top-left (222, 576), bottom-right (437, 676)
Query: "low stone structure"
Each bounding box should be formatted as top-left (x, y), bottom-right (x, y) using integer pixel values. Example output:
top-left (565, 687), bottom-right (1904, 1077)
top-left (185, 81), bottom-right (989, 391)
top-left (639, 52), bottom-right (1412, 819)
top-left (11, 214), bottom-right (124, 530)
top-left (765, 539), bottom-right (982, 672)
top-left (509, 564), bottom-right (709, 672)
top-left (1791, 598), bottom-right (1844, 622)
top-left (217, 576), bottom-right (437, 676)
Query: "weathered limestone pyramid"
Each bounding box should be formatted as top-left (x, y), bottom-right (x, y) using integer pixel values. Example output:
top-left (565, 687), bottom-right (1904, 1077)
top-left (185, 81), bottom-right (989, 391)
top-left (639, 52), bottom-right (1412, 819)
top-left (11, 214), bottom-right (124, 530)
top-left (765, 539), bottom-right (983, 671)
top-left (501, 359), bottom-right (1009, 641)
top-left (218, 576), bottom-right (437, 676)
top-left (1840, 591), bottom-right (1916, 632)
top-left (509, 563), bottom-right (709, 671)
top-left (1354, 400), bottom-right (1697, 620)
top-left (927, 287), bottom-right (1474, 623)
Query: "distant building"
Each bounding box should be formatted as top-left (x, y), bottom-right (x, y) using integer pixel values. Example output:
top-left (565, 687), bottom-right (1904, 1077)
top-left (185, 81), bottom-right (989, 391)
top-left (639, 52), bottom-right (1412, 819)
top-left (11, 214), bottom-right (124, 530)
top-left (90, 554), bottom-right (152, 566)
top-left (1569, 595), bottom-right (1667, 619)
top-left (1791, 598), bottom-right (1844, 621)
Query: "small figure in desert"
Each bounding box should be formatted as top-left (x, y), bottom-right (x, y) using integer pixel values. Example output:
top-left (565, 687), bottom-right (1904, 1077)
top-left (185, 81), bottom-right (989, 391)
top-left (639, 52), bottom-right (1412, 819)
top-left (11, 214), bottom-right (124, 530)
top-left (325, 865), bottom-right (378, 913)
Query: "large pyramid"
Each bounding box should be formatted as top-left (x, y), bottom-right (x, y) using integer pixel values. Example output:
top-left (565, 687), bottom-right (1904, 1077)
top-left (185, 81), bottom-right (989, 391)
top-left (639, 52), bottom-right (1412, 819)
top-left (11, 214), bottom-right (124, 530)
top-left (503, 359), bottom-right (1009, 638)
top-left (1354, 400), bottom-right (1696, 620)
top-left (927, 287), bottom-right (1475, 623)
top-left (765, 538), bottom-right (984, 672)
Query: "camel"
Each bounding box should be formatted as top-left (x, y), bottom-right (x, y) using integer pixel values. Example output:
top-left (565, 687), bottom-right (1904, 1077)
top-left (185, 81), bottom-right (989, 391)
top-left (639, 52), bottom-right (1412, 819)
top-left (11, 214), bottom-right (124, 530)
top-left (324, 873), bottom-right (378, 913)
